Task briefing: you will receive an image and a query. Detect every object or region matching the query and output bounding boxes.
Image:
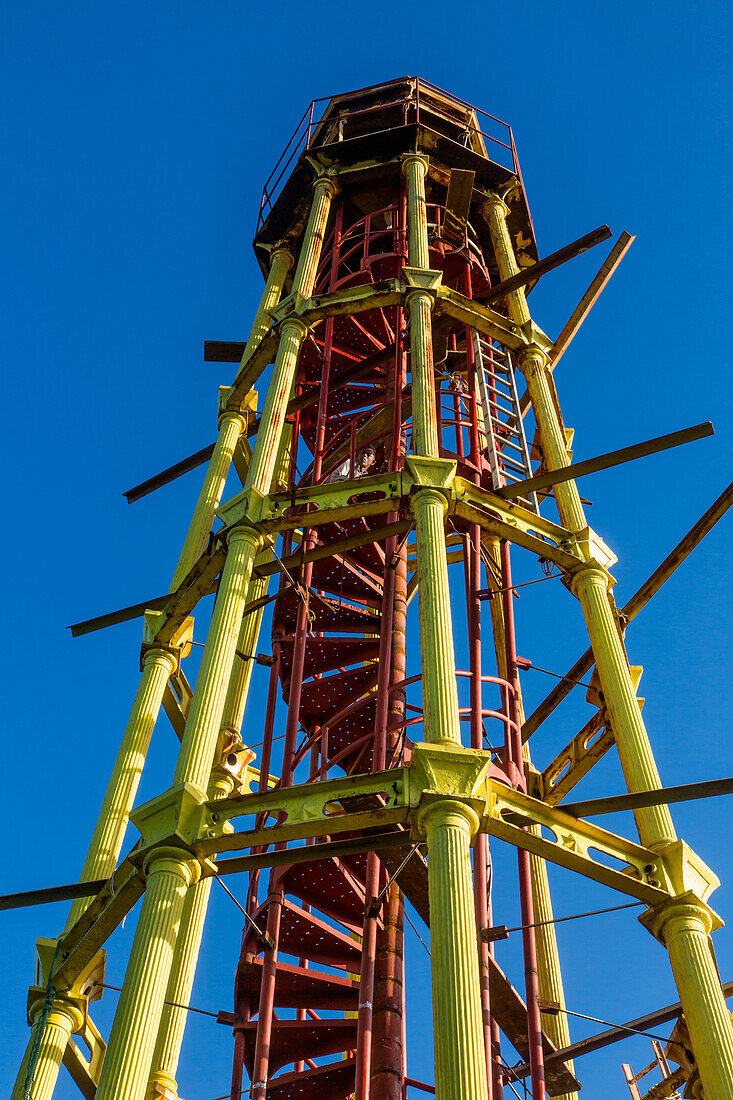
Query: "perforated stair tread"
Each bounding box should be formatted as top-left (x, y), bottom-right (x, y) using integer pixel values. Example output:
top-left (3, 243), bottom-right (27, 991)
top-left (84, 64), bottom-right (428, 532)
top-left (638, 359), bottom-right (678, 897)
top-left (332, 310), bottom-right (388, 359)
top-left (299, 664), bottom-right (379, 728)
top-left (284, 857), bottom-right (367, 929)
top-left (236, 958), bottom-right (359, 1011)
top-left (309, 556), bottom-right (383, 604)
top-left (264, 1057), bottom-right (356, 1100)
top-left (273, 591), bottom-right (381, 636)
top-left (275, 899), bottom-right (363, 971)
top-left (279, 636), bottom-right (381, 685)
top-left (317, 517), bottom-right (389, 575)
top-left (240, 1018), bottom-right (358, 1076)
top-left (324, 697), bottom-right (378, 773)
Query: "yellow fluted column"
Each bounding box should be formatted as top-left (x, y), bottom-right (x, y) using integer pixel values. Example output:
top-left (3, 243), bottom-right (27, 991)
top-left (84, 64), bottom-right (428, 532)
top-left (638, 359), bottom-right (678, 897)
top-left (218, 548), bottom-right (271, 738)
top-left (95, 850), bottom-right (199, 1100)
top-left (402, 153), bottom-right (460, 742)
top-left (483, 191), bottom-right (674, 848)
top-left (412, 488), bottom-right (460, 745)
top-left (422, 802), bottom-right (489, 1100)
top-left (402, 154), bottom-right (437, 456)
top-left (403, 155), bottom-right (429, 269)
top-left (404, 152), bottom-right (487, 1100)
top-left (94, 524), bottom-right (258, 1100)
top-left (243, 245), bottom-right (294, 359)
top-left (485, 192), bottom-right (733, 1096)
top-left (65, 646), bottom-right (179, 930)
top-left (169, 244), bottom-right (292, 590)
top-left (169, 403), bottom-right (250, 590)
top-left (11, 998), bottom-right (84, 1100)
top-left (644, 901), bottom-right (733, 1100)
top-left (93, 174), bottom-right (337, 1100)
top-left (173, 524), bottom-right (262, 792)
top-left (147, 769), bottom-right (235, 1100)
top-left (571, 568), bottom-right (674, 844)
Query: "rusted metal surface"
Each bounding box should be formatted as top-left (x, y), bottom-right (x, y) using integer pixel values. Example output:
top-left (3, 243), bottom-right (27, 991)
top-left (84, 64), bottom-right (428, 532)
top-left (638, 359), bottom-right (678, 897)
top-left (476, 224), bottom-right (612, 306)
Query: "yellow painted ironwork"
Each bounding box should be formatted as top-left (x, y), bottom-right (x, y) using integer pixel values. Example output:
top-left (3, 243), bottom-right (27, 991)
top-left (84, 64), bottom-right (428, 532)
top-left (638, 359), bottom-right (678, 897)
top-left (12, 83), bottom-right (733, 1100)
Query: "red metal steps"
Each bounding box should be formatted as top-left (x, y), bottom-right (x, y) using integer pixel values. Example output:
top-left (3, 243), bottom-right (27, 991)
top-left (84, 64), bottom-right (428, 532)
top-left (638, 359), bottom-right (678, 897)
top-left (239, 1019), bottom-right (358, 1076)
top-left (274, 592), bottom-right (380, 635)
top-left (308, 556), bottom-right (383, 605)
top-left (236, 958), bottom-right (358, 1012)
top-left (279, 636), bottom-right (381, 685)
top-left (264, 1057), bottom-right (356, 1100)
top-left (283, 858), bottom-right (367, 930)
top-left (275, 899), bottom-right (363, 971)
top-left (298, 665), bottom-right (379, 728)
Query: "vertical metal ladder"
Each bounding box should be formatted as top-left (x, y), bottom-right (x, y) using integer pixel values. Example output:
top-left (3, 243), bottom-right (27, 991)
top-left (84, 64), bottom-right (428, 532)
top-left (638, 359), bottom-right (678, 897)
top-left (472, 331), bottom-right (540, 514)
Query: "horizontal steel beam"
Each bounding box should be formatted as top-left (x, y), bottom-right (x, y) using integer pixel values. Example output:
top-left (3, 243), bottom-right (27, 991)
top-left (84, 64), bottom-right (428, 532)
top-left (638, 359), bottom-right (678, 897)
top-left (494, 422), bottom-right (714, 501)
top-left (123, 443), bottom-right (217, 503)
top-left (69, 594), bottom-right (169, 637)
top-left (214, 830), bottom-right (411, 876)
top-left (477, 225), bottom-right (612, 306)
top-left (561, 777), bottom-right (733, 819)
top-left (0, 878), bottom-right (108, 911)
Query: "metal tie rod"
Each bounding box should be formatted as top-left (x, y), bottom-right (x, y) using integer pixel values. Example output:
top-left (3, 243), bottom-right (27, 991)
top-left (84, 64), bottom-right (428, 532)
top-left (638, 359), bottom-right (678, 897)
top-left (511, 980), bottom-right (733, 1076)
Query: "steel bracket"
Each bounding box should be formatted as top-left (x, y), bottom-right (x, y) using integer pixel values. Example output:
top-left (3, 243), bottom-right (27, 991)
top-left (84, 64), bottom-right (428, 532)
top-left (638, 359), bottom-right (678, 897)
top-left (140, 611), bottom-right (194, 675)
top-left (561, 526), bottom-right (618, 575)
top-left (403, 266), bottom-right (443, 293)
top-left (452, 476), bottom-right (582, 571)
top-left (481, 781), bottom-right (673, 904)
top-left (304, 279), bottom-right (403, 321)
top-left (434, 284), bottom-right (528, 349)
top-left (130, 782), bottom-right (213, 853)
top-left (195, 767), bottom-right (410, 859)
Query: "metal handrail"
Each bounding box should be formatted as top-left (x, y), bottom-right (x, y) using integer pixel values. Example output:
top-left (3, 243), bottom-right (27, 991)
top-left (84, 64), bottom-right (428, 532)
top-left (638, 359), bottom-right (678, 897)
top-left (257, 78), bottom-right (520, 231)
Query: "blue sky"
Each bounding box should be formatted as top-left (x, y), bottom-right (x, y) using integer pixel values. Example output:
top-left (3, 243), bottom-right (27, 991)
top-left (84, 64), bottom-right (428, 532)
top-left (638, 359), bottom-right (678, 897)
top-left (2, 2), bottom-right (732, 1097)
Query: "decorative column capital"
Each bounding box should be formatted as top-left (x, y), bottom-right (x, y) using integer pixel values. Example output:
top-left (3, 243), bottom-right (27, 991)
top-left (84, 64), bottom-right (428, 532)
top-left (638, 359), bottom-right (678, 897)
top-left (517, 343), bottom-right (549, 374)
top-left (410, 486), bottom-right (449, 518)
top-left (27, 992), bottom-right (85, 1033)
top-left (277, 314), bottom-right (310, 341)
top-left (639, 892), bottom-right (722, 944)
top-left (482, 193), bottom-right (510, 219)
top-left (418, 797), bottom-right (482, 841)
top-left (138, 644), bottom-right (180, 677)
top-left (269, 243), bottom-right (295, 270)
top-left (404, 288), bottom-right (435, 314)
top-left (143, 845), bottom-right (201, 888)
top-left (401, 153), bottom-right (430, 179)
top-left (312, 172), bottom-right (339, 199)
top-left (226, 523), bottom-right (262, 552)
